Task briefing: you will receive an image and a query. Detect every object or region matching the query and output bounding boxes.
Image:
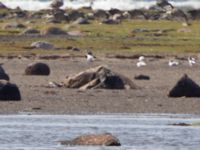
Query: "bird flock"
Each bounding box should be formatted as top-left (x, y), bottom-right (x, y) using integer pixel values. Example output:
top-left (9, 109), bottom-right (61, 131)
top-left (86, 51), bottom-right (197, 67)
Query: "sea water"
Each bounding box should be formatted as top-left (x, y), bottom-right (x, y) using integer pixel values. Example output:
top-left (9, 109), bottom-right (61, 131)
top-left (1, 0), bottom-right (200, 11)
top-left (0, 114), bottom-right (200, 150)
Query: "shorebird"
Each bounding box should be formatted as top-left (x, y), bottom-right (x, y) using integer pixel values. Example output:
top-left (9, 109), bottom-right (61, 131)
top-left (188, 57), bottom-right (196, 66)
top-left (136, 56), bottom-right (146, 67)
top-left (86, 51), bottom-right (96, 63)
top-left (168, 59), bottom-right (179, 67)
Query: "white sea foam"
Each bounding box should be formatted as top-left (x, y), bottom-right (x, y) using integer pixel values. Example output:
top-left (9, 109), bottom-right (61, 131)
top-left (1, 0), bottom-right (200, 11)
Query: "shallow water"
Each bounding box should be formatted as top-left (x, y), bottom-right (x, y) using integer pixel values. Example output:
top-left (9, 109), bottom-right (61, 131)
top-left (0, 114), bottom-right (200, 150)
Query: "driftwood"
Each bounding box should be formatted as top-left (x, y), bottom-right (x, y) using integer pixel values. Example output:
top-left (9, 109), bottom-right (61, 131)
top-left (63, 66), bottom-right (137, 90)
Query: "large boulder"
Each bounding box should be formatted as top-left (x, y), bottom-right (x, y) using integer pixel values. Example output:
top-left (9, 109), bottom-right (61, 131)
top-left (0, 80), bottom-right (21, 101)
top-left (60, 133), bottom-right (121, 146)
top-left (0, 65), bottom-right (9, 81)
top-left (63, 66), bottom-right (136, 90)
top-left (168, 74), bottom-right (200, 97)
top-left (25, 62), bottom-right (50, 76)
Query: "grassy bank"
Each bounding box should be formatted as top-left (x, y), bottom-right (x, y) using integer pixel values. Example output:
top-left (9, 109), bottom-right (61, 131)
top-left (0, 19), bottom-right (200, 55)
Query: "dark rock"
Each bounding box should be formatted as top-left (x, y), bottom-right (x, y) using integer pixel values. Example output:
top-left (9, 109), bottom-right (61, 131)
top-left (8, 8), bottom-right (28, 18)
top-left (60, 133), bottom-right (121, 146)
top-left (0, 65), bottom-right (9, 81)
top-left (0, 2), bottom-right (7, 9)
top-left (50, 0), bottom-right (63, 9)
top-left (188, 9), bottom-right (200, 20)
top-left (94, 9), bottom-right (109, 20)
top-left (64, 66), bottom-right (137, 90)
top-left (169, 74), bottom-right (200, 97)
top-left (102, 19), bottom-right (120, 24)
top-left (171, 123), bottom-right (191, 126)
top-left (0, 80), bottom-right (21, 101)
top-left (134, 75), bottom-right (150, 80)
top-left (42, 27), bottom-right (67, 35)
top-left (22, 28), bottom-right (40, 35)
top-left (108, 9), bottom-right (122, 15)
top-left (50, 9), bottom-right (68, 22)
top-left (25, 62), bottom-right (50, 76)
top-left (128, 10), bottom-right (147, 20)
top-left (156, 0), bottom-right (174, 10)
top-left (68, 10), bottom-right (85, 21)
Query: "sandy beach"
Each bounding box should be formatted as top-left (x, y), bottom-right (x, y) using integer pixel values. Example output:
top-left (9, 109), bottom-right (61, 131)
top-left (0, 55), bottom-right (199, 114)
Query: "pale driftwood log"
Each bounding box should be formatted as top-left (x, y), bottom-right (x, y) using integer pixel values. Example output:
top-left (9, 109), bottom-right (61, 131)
top-left (63, 66), bottom-right (137, 90)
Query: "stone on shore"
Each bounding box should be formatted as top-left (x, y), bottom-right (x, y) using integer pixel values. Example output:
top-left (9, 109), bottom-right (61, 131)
top-left (0, 80), bottom-right (21, 101)
top-left (169, 74), bottom-right (200, 97)
top-left (25, 62), bottom-right (50, 76)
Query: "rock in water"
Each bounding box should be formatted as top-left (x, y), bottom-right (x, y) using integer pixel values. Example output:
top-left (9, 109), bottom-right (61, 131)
top-left (60, 133), bottom-right (121, 146)
top-left (168, 74), bottom-right (200, 97)
top-left (50, 0), bottom-right (63, 9)
top-left (0, 80), bottom-right (21, 101)
top-left (25, 62), bottom-right (50, 76)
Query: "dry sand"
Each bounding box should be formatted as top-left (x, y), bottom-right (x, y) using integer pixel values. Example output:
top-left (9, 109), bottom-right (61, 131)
top-left (0, 55), bottom-right (200, 114)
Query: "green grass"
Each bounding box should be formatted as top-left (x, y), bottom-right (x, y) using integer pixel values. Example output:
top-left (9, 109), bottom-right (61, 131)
top-left (191, 122), bottom-right (200, 126)
top-left (0, 19), bottom-right (200, 55)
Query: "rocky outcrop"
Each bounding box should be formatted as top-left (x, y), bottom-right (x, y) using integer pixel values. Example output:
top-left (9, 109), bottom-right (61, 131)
top-left (25, 62), bottom-right (50, 76)
top-left (169, 74), bottom-right (200, 97)
top-left (0, 80), bottom-right (21, 101)
top-left (60, 133), bottom-right (121, 146)
top-left (63, 66), bottom-right (137, 90)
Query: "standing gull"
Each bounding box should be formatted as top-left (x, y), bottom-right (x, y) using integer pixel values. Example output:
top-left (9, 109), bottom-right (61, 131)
top-left (136, 56), bottom-right (146, 67)
top-left (168, 59), bottom-right (179, 67)
top-left (188, 57), bottom-right (196, 66)
top-left (86, 51), bottom-right (96, 63)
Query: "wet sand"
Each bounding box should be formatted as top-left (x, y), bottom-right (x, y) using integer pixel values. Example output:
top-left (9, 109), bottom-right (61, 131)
top-left (0, 55), bottom-right (200, 114)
